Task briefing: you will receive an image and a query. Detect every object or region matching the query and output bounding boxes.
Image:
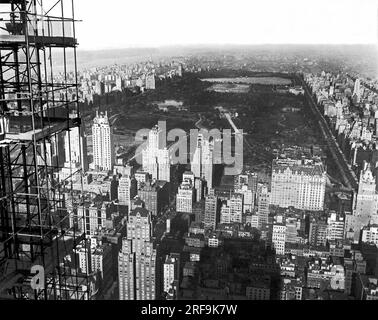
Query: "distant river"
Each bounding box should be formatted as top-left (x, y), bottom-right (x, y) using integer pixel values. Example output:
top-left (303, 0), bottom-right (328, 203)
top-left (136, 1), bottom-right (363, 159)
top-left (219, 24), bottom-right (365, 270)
top-left (200, 77), bottom-right (292, 85)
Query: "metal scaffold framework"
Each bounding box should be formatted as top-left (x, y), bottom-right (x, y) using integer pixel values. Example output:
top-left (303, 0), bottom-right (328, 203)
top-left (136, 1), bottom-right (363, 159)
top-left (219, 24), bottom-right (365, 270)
top-left (0, 0), bottom-right (91, 299)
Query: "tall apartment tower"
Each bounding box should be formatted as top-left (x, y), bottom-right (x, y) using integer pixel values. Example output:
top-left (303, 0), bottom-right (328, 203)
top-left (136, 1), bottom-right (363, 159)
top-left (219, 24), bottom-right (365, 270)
top-left (138, 180), bottom-right (169, 216)
top-left (270, 159), bottom-right (326, 211)
top-left (203, 138), bottom-right (214, 190)
top-left (191, 133), bottom-right (202, 178)
top-left (142, 124), bottom-right (170, 182)
top-left (204, 189), bottom-right (219, 230)
top-left (257, 185), bottom-right (270, 228)
top-left (192, 133), bottom-right (214, 191)
top-left (92, 111), bottom-right (114, 171)
top-left (176, 177), bottom-right (195, 213)
top-left (118, 207), bottom-right (156, 300)
top-left (118, 175), bottom-right (137, 209)
top-left (353, 78), bottom-right (362, 103)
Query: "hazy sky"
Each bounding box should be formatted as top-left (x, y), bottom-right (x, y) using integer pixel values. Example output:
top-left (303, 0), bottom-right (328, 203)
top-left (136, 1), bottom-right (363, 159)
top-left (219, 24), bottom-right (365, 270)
top-left (75, 0), bottom-right (378, 50)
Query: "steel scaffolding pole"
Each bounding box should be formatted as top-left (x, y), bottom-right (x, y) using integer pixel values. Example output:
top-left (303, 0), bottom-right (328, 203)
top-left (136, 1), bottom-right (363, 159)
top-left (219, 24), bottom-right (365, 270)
top-left (0, 0), bottom-right (90, 300)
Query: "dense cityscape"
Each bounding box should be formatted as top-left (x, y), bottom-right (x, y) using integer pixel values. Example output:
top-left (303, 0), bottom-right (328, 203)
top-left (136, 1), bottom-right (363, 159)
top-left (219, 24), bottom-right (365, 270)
top-left (1, 0), bottom-right (378, 307)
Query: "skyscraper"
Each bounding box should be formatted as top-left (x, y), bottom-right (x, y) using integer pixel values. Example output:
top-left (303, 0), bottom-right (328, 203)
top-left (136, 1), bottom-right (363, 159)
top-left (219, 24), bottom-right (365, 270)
top-left (191, 133), bottom-right (203, 178)
top-left (118, 207), bottom-right (156, 300)
top-left (202, 138), bottom-right (214, 190)
top-left (92, 111), bottom-right (114, 171)
top-left (176, 177), bottom-right (195, 213)
top-left (257, 185), bottom-right (270, 228)
top-left (118, 175), bottom-right (137, 209)
top-left (142, 124), bottom-right (170, 182)
top-left (346, 163), bottom-right (378, 243)
top-left (353, 78), bottom-right (362, 103)
top-left (64, 125), bottom-right (88, 171)
top-left (353, 164), bottom-right (378, 219)
top-left (204, 189), bottom-right (219, 230)
top-left (191, 133), bottom-right (214, 191)
top-left (138, 180), bottom-right (169, 216)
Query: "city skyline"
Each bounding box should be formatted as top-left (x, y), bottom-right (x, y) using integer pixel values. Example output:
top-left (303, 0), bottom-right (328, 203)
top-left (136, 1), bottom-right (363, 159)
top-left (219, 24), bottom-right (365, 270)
top-left (2, 0), bottom-right (378, 305)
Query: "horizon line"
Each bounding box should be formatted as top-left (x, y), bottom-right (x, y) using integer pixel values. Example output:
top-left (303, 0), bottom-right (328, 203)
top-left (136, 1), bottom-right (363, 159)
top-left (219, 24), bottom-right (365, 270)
top-left (76, 43), bottom-right (378, 52)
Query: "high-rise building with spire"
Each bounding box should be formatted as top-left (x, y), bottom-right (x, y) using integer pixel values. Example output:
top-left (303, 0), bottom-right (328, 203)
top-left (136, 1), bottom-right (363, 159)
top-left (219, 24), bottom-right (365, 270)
top-left (191, 133), bottom-right (214, 191)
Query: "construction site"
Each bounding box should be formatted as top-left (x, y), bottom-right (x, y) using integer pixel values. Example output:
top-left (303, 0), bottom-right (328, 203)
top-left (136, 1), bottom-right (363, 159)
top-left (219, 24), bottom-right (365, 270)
top-left (0, 0), bottom-right (93, 299)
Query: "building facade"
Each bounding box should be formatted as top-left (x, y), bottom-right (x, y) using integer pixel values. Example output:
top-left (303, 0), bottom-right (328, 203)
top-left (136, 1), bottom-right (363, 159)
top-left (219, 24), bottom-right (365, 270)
top-left (219, 193), bottom-right (243, 224)
top-left (118, 175), bottom-right (137, 209)
top-left (64, 125), bottom-right (88, 171)
top-left (204, 189), bottom-right (218, 230)
top-left (176, 178), bottom-right (195, 213)
top-left (92, 111), bottom-right (114, 171)
top-left (142, 125), bottom-right (170, 182)
top-left (270, 159), bottom-right (326, 211)
top-left (118, 207), bottom-right (156, 300)
top-left (272, 224), bottom-right (287, 255)
top-left (163, 254), bottom-right (180, 298)
top-left (191, 133), bottom-right (214, 191)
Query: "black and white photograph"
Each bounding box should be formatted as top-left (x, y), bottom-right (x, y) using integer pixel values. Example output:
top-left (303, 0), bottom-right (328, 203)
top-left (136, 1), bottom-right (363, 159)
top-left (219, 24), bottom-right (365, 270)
top-left (0, 0), bottom-right (377, 313)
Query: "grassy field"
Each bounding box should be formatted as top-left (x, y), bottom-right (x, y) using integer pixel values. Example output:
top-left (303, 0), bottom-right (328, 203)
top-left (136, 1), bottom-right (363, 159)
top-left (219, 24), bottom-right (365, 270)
top-left (92, 70), bottom-right (326, 186)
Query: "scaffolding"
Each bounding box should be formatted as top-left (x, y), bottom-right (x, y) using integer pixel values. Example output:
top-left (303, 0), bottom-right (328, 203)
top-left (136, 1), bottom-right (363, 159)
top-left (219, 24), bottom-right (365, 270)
top-left (0, 0), bottom-right (91, 299)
